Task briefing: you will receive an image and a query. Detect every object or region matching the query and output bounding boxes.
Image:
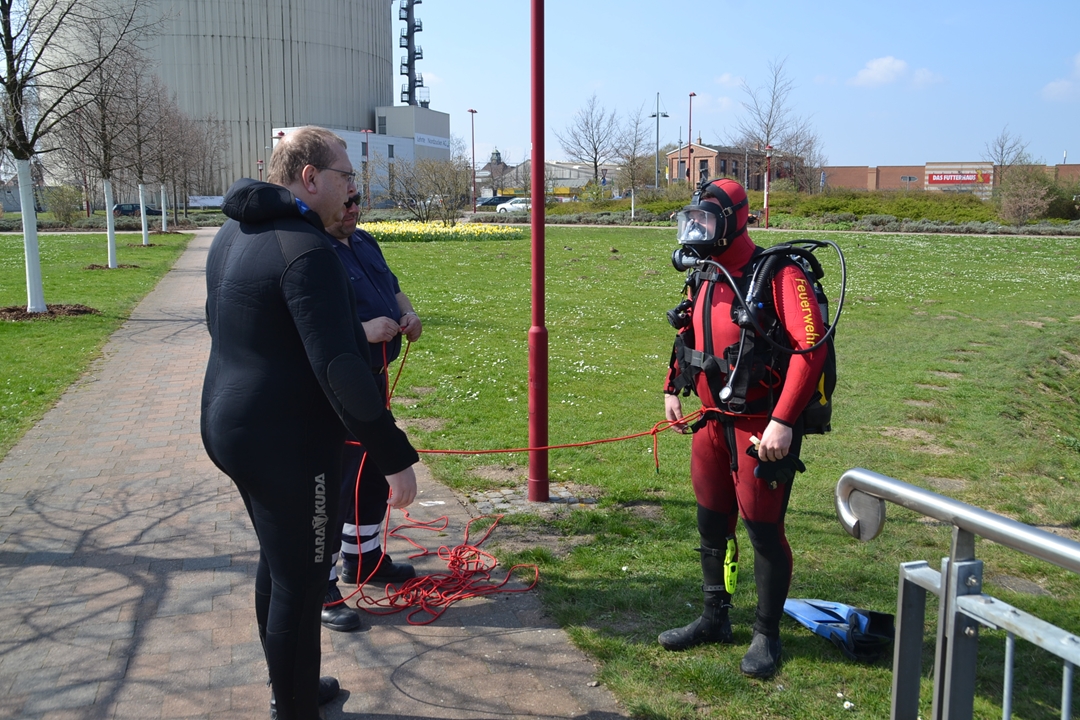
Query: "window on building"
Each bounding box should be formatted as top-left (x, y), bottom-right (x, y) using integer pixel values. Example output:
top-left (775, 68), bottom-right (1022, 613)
top-left (733, 160), bottom-right (739, 179)
top-left (377, 116), bottom-right (387, 135)
top-left (699, 159), bottom-right (709, 182)
top-left (719, 159), bottom-right (727, 175)
top-left (388, 144), bottom-right (394, 159)
top-left (361, 141), bottom-right (368, 157)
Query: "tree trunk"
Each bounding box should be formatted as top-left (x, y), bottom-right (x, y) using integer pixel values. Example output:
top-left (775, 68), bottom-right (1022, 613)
top-left (18, 159), bottom-right (46, 313)
top-left (103, 179), bottom-right (118, 268)
top-left (160, 185), bottom-right (168, 233)
top-left (139, 183), bottom-right (150, 245)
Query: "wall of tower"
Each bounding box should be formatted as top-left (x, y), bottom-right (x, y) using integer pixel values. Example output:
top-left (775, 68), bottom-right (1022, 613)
top-left (148, 0), bottom-right (393, 191)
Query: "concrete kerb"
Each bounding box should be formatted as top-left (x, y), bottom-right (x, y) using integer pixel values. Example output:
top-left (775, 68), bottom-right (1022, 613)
top-left (0, 227), bottom-right (626, 719)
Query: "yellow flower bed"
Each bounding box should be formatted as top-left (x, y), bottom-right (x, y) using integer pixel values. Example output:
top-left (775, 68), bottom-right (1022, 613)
top-left (361, 221), bottom-right (527, 243)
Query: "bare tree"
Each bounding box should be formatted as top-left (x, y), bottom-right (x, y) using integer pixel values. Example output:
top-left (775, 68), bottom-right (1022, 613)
top-left (127, 70), bottom-right (165, 242)
top-left (781, 116), bottom-right (828, 193)
top-left (146, 89), bottom-right (185, 225)
top-left (56, 27), bottom-right (145, 267)
top-left (422, 139), bottom-right (472, 226)
top-left (734, 58), bottom-right (795, 150)
top-left (998, 164), bottom-right (1051, 226)
top-left (1, 0), bottom-right (154, 310)
top-left (732, 58), bottom-right (828, 194)
top-left (615, 103), bottom-right (651, 197)
top-left (377, 145), bottom-right (472, 226)
top-left (656, 141), bottom-right (678, 186)
top-left (514, 161), bottom-right (531, 198)
top-left (48, 105), bottom-right (97, 214)
top-left (190, 114), bottom-right (228, 195)
top-left (983, 125), bottom-right (1029, 188)
top-left (555, 93), bottom-right (619, 183)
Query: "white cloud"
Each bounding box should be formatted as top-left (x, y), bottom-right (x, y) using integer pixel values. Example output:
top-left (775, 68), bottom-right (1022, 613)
top-left (714, 72), bottom-right (741, 88)
top-left (1042, 79), bottom-right (1075, 101)
top-left (1041, 52), bottom-right (1080, 101)
top-left (849, 56), bottom-right (907, 87)
top-left (911, 68), bottom-right (944, 89)
top-left (422, 71), bottom-right (443, 86)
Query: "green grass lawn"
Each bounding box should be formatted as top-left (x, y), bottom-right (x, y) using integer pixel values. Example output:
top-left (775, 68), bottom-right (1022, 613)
top-left (377, 227), bottom-right (1080, 719)
top-left (2, 225), bottom-right (1077, 718)
top-left (0, 232), bottom-right (194, 458)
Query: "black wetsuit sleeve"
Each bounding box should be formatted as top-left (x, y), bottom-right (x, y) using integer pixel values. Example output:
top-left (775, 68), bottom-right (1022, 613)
top-left (280, 245), bottom-right (419, 475)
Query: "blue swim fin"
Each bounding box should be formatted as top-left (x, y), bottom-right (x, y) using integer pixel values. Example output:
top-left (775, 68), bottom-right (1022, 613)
top-left (784, 598), bottom-right (894, 663)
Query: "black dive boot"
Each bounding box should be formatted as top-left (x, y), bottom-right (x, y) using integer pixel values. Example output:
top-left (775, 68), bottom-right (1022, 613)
top-left (657, 527), bottom-right (736, 651)
top-left (740, 633), bottom-right (782, 678)
top-left (657, 594), bottom-right (733, 650)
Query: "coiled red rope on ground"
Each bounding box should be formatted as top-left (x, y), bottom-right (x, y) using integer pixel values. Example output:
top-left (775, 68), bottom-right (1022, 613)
top-left (340, 509), bottom-right (539, 625)
top-left (332, 340), bottom-right (733, 622)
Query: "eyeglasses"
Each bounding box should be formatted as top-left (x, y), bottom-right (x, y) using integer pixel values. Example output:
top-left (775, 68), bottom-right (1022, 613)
top-left (315, 166), bottom-right (359, 184)
top-left (344, 193), bottom-right (362, 208)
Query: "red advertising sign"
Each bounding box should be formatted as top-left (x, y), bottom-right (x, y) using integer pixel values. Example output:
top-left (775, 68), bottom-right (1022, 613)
top-left (927, 170), bottom-right (991, 184)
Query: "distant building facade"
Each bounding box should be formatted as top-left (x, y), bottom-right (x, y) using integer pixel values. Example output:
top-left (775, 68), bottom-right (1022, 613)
top-left (665, 143), bottom-right (775, 190)
top-left (273, 104), bottom-right (449, 200)
top-left (824, 163), bottom-right (1080, 197)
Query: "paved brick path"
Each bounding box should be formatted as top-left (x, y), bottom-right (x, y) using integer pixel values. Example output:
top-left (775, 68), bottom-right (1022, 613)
top-left (0, 229), bottom-right (625, 719)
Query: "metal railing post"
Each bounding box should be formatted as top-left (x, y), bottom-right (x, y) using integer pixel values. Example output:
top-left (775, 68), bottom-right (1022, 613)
top-left (1003, 632), bottom-right (1015, 720)
top-left (939, 555), bottom-right (983, 720)
top-left (1064, 661), bottom-right (1074, 720)
top-left (894, 561), bottom-right (931, 720)
top-left (836, 469), bottom-right (1080, 720)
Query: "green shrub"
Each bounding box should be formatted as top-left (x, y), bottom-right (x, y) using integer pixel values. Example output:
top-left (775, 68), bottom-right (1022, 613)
top-left (41, 186), bottom-right (83, 226)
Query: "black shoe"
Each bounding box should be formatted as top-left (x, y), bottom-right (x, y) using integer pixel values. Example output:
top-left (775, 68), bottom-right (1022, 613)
top-left (657, 612), bottom-right (734, 651)
top-left (740, 633), bottom-right (782, 678)
top-left (270, 676), bottom-right (340, 718)
top-left (321, 584), bottom-right (363, 632)
top-left (341, 555), bottom-right (417, 585)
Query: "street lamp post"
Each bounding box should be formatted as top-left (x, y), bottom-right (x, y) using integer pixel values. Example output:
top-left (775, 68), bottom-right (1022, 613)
top-left (359, 128), bottom-right (373, 210)
top-left (468, 108), bottom-right (478, 212)
top-left (764, 144), bottom-right (773, 229)
top-left (649, 92), bottom-right (668, 189)
top-left (256, 159), bottom-right (263, 182)
top-left (687, 92), bottom-right (696, 187)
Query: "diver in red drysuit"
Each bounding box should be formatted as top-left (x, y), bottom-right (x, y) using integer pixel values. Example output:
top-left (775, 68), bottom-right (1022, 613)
top-left (660, 178), bottom-right (826, 679)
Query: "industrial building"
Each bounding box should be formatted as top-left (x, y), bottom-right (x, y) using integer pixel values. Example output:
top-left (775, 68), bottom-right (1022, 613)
top-left (146, 0), bottom-right (449, 193)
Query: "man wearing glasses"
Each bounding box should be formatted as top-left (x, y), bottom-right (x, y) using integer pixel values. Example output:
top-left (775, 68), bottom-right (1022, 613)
top-left (318, 191), bottom-right (424, 633)
top-left (202, 126), bottom-right (419, 719)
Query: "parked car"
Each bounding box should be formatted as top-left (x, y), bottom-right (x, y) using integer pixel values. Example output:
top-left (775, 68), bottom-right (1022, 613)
top-left (476, 196), bottom-right (514, 210)
top-left (112, 203), bottom-right (141, 217)
top-left (496, 197), bottom-right (531, 213)
top-left (112, 203), bottom-right (161, 217)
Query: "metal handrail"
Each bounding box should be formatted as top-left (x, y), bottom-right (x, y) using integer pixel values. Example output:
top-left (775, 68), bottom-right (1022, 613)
top-left (835, 467), bottom-right (1080, 574)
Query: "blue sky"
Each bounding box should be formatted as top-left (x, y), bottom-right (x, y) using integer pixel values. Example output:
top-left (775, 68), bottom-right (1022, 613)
top-left (397, 0), bottom-right (1079, 169)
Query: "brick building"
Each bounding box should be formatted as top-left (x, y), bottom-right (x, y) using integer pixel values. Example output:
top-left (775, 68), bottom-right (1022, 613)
top-left (824, 163), bottom-right (1080, 196)
top-left (666, 143), bottom-right (776, 190)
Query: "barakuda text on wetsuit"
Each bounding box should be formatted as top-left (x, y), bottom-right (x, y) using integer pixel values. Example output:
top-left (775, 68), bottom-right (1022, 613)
top-left (313, 473), bottom-right (327, 562)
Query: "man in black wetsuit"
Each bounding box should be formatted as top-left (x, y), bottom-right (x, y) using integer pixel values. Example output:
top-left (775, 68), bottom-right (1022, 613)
top-left (201, 126), bottom-right (419, 719)
top-left (319, 194), bottom-right (424, 633)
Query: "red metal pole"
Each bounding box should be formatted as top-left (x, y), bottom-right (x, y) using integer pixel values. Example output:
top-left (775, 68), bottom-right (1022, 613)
top-left (528, 0), bottom-right (548, 502)
top-left (687, 92), bottom-right (696, 186)
top-left (764, 145), bottom-right (772, 229)
top-left (468, 109), bottom-right (477, 212)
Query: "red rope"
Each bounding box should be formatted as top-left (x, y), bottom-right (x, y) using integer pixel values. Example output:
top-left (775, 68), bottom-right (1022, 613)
top-left (329, 339), bottom-right (755, 623)
top-left (340, 511), bottom-right (538, 625)
top-left (345, 341), bottom-right (711, 472)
